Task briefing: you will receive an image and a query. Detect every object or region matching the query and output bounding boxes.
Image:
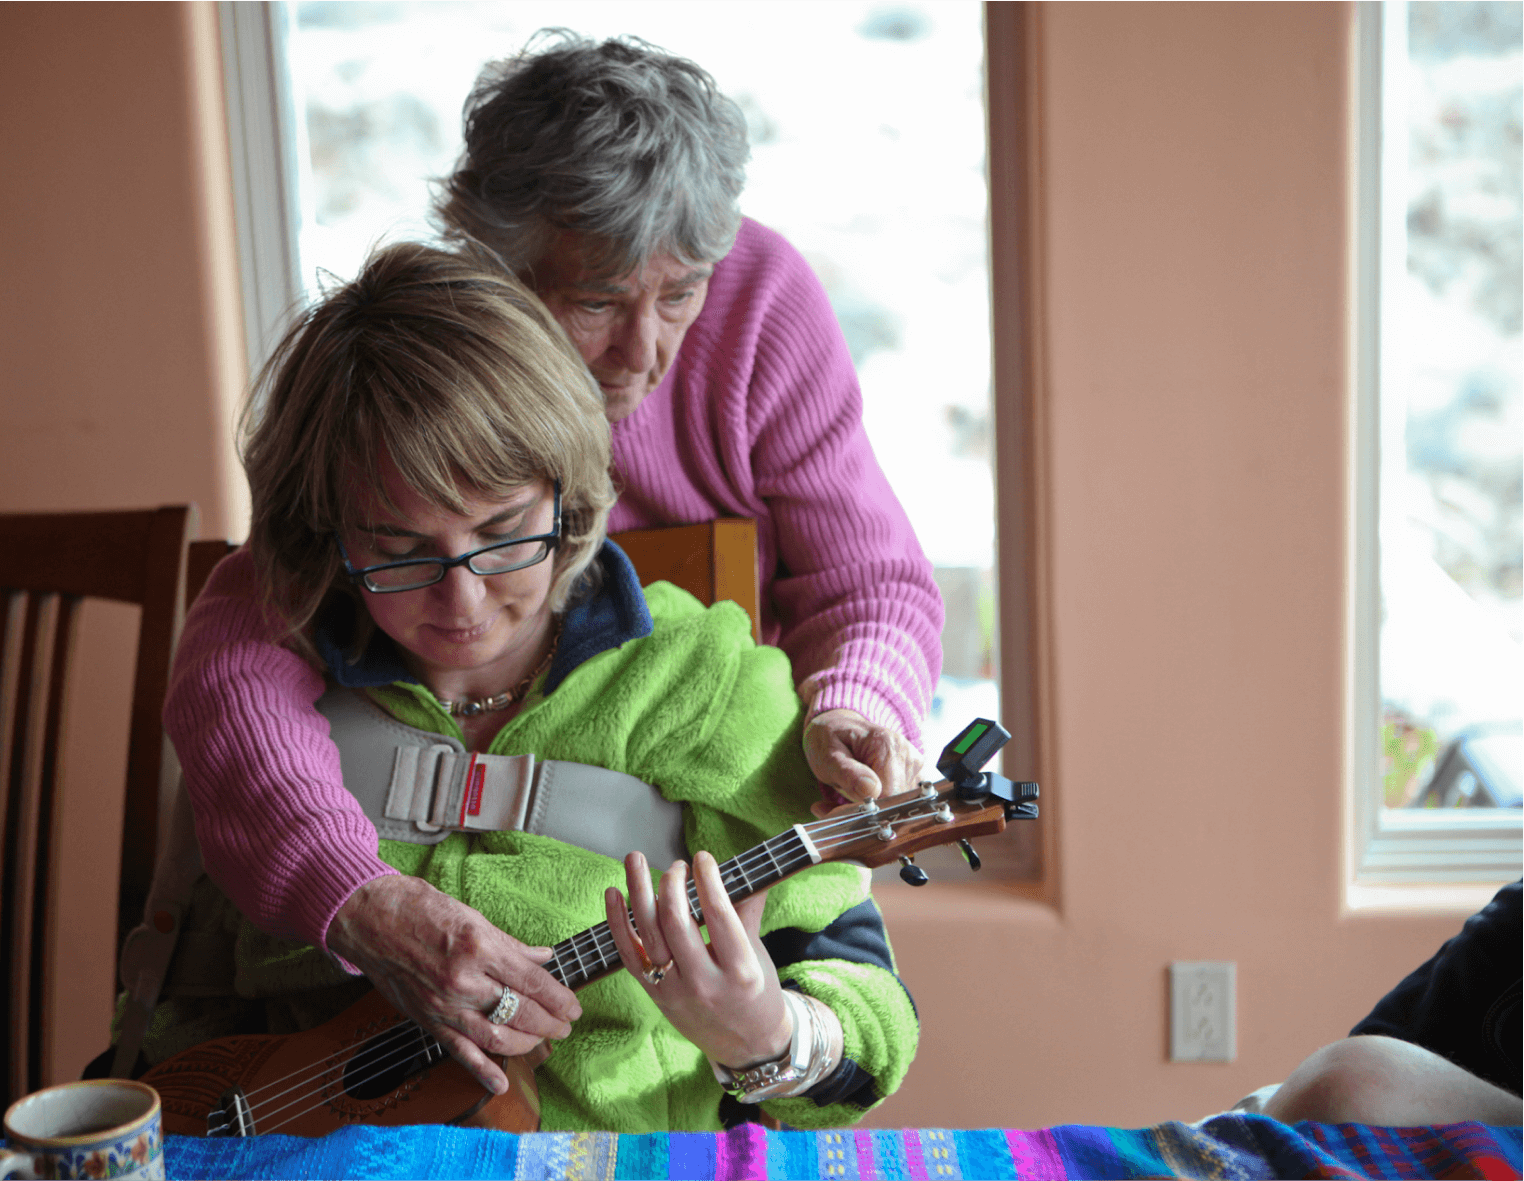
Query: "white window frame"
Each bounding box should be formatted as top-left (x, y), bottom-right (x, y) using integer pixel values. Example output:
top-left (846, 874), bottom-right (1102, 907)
top-left (218, 1), bottom-right (306, 373)
top-left (1347, 1), bottom-right (1522, 890)
top-left (218, 0), bottom-right (1051, 884)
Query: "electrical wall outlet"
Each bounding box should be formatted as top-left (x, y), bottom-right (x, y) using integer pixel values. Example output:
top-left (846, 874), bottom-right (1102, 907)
top-left (1170, 961), bottom-right (1236, 1062)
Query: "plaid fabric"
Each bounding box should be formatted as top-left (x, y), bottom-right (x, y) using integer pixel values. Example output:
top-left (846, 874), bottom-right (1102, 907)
top-left (164, 1116), bottom-right (1521, 1180)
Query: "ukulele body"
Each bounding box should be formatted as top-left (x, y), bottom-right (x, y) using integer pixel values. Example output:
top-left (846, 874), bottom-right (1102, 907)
top-left (141, 989), bottom-right (540, 1137)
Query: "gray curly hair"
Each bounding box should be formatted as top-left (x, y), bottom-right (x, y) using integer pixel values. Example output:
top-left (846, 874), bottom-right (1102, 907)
top-left (437, 30), bottom-right (750, 281)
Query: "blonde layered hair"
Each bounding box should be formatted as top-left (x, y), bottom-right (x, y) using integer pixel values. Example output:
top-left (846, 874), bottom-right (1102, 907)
top-left (242, 242), bottom-right (615, 658)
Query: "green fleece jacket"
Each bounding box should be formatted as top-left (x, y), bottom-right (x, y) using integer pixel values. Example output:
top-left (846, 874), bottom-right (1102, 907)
top-left (233, 580), bottom-right (918, 1132)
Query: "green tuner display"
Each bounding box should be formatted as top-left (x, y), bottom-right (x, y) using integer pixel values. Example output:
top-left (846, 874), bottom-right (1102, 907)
top-left (936, 717), bottom-right (1010, 785)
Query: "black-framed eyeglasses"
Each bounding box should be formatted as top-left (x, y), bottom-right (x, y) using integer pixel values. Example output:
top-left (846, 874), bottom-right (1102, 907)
top-left (336, 481), bottom-right (561, 594)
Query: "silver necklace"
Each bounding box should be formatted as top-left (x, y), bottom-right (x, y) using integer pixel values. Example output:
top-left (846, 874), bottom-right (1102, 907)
top-left (439, 622), bottom-right (560, 718)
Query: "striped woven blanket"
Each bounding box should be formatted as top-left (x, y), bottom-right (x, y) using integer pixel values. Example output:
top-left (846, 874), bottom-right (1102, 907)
top-left (165, 1115), bottom-right (1521, 1179)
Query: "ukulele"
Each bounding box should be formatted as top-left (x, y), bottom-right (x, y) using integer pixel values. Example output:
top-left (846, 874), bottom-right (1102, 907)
top-left (142, 718), bottom-right (1037, 1138)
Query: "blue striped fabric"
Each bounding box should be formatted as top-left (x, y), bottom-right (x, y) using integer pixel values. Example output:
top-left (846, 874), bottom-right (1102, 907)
top-left (163, 1117), bottom-right (1523, 1180)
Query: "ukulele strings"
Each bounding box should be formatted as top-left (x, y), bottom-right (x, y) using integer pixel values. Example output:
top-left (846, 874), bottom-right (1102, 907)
top-left (207, 1023), bottom-right (437, 1136)
top-left (207, 792), bottom-right (952, 1134)
top-left (547, 793), bottom-right (942, 985)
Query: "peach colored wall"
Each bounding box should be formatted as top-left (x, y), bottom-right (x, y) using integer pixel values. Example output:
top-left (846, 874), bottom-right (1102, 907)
top-left (867, 3), bottom-right (1499, 1129)
top-left (0, 2), bottom-right (245, 1084)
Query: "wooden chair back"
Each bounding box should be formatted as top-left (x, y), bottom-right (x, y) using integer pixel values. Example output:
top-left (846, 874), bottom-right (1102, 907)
top-left (187, 539), bottom-right (238, 605)
top-left (0, 506), bottom-right (194, 1106)
top-left (610, 519), bottom-right (760, 640)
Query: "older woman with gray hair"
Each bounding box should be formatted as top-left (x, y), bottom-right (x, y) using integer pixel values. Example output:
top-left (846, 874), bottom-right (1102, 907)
top-left (163, 32), bottom-right (943, 1095)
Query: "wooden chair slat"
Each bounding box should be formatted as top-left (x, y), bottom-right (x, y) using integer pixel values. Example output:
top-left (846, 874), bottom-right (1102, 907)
top-left (34, 593), bottom-right (79, 1093)
top-left (119, 510), bottom-right (193, 939)
top-left (0, 592), bottom-right (24, 846)
top-left (3, 592), bottom-right (53, 1105)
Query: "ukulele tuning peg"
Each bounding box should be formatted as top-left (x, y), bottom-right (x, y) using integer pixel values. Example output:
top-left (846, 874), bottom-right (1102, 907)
top-left (898, 856), bottom-right (929, 886)
top-left (957, 839), bottom-right (981, 871)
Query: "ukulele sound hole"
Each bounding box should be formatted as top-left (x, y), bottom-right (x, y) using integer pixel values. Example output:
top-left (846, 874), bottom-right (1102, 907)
top-left (342, 1025), bottom-right (444, 1100)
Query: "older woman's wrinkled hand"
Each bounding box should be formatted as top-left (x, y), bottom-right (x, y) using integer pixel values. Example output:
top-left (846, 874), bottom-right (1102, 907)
top-left (605, 852), bottom-right (792, 1072)
top-left (328, 875), bottom-right (582, 1095)
top-left (804, 708), bottom-right (923, 816)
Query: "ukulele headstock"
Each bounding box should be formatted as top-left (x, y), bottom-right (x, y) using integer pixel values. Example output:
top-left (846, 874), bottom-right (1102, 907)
top-left (816, 787), bottom-right (1008, 869)
top-left (804, 718), bottom-right (1039, 873)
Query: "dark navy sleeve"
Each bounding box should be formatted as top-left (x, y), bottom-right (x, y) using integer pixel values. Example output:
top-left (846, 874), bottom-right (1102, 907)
top-left (1350, 879), bottom-right (1520, 1095)
top-left (762, 898), bottom-right (916, 1111)
top-left (761, 898), bottom-right (900, 981)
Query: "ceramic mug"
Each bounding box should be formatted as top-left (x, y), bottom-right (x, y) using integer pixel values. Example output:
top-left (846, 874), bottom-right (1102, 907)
top-left (1, 1079), bottom-right (163, 1180)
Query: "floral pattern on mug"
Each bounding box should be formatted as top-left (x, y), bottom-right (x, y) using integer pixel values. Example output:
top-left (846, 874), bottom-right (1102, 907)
top-left (47, 1125), bottom-right (162, 1181)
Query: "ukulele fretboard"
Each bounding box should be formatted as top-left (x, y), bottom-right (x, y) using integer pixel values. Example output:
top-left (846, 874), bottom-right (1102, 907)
top-left (544, 825), bottom-right (818, 990)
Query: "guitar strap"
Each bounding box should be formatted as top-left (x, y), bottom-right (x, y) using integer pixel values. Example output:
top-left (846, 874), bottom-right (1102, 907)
top-left (314, 687), bottom-right (688, 867)
top-left (112, 686), bottom-right (686, 1078)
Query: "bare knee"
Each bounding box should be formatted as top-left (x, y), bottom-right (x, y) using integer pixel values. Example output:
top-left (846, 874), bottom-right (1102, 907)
top-left (1265, 1036), bottom-right (1522, 1126)
top-left (1266, 1037), bottom-right (1411, 1124)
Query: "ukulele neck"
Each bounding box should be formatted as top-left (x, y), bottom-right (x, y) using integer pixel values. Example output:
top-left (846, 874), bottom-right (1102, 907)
top-left (542, 824), bottom-right (819, 991)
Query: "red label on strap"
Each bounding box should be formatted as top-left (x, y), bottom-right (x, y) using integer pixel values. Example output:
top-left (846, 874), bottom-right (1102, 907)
top-left (465, 756), bottom-right (486, 819)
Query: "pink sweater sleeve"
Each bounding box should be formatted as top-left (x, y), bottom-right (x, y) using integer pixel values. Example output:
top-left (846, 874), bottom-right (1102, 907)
top-left (609, 221), bottom-right (944, 749)
top-left (755, 366), bottom-right (942, 747)
top-left (724, 226), bottom-right (944, 747)
top-left (162, 547), bottom-right (395, 954)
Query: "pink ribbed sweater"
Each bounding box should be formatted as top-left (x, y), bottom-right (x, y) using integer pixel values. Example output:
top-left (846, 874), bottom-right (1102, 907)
top-left (163, 218), bottom-right (943, 950)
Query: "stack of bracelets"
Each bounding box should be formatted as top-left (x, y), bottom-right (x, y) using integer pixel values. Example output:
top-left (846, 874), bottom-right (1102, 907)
top-left (709, 990), bottom-right (843, 1104)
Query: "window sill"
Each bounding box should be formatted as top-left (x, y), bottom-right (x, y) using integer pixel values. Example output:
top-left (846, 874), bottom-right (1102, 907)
top-left (1352, 806), bottom-right (1521, 889)
top-left (1345, 879), bottom-right (1509, 915)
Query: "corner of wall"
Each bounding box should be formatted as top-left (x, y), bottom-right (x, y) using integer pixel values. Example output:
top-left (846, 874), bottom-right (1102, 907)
top-left (183, 0), bottom-right (252, 543)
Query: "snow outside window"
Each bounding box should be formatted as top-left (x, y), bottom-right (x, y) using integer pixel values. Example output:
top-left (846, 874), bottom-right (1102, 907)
top-left (1352, 1), bottom-right (1522, 887)
top-left (224, 0), bottom-right (1001, 789)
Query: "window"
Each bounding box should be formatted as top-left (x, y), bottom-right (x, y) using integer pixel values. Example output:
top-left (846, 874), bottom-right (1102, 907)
top-left (1351, 1), bottom-right (1522, 887)
top-left (221, 3), bottom-right (1042, 878)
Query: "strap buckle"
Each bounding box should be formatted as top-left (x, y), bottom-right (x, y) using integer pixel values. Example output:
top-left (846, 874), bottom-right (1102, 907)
top-left (385, 747), bottom-right (537, 833)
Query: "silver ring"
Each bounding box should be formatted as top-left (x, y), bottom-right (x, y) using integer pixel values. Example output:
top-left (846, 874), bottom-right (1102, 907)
top-left (488, 985), bottom-right (521, 1026)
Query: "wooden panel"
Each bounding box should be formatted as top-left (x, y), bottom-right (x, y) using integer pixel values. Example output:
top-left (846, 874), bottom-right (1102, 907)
top-left (609, 520), bottom-right (761, 640)
top-left (709, 519), bottom-right (761, 644)
top-left (0, 511), bottom-right (161, 604)
top-left (610, 522), bottom-right (713, 603)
